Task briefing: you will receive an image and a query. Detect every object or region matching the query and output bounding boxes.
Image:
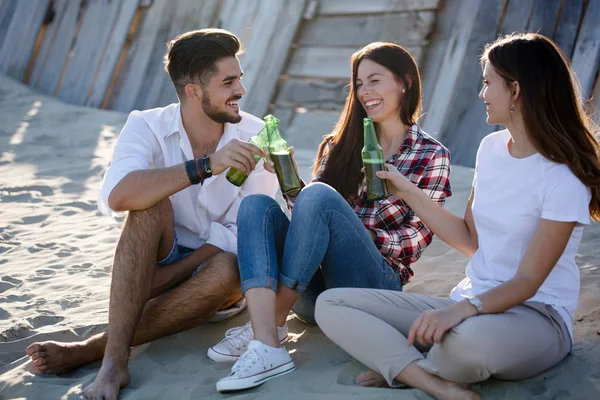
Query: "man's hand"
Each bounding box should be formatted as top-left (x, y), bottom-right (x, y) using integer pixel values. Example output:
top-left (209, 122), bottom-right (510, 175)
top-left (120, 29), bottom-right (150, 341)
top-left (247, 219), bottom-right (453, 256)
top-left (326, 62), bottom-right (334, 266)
top-left (209, 139), bottom-right (265, 176)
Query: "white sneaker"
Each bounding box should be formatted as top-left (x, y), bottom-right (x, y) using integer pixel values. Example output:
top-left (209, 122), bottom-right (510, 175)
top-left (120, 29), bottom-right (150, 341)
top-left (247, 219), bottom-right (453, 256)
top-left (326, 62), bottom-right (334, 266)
top-left (216, 340), bottom-right (295, 392)
top-left (207, 321), bottom-right (288, 362)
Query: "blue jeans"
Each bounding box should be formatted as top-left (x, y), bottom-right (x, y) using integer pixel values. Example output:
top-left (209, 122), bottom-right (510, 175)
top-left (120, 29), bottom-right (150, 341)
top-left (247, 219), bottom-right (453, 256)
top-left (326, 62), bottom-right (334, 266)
top-left (237, 182), bottom-right (402, 323)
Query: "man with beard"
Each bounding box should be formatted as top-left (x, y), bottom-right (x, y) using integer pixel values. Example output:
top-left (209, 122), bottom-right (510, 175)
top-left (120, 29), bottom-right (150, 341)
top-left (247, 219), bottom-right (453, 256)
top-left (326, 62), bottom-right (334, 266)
top-left (25, 29), bottom-right (279, 399)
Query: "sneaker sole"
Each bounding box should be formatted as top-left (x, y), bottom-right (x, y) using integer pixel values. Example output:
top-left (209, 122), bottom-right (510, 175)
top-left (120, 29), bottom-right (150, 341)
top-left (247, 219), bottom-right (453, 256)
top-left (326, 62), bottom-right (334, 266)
top-left (207, 335), bottom-right (289, 363)
top-left (216, 361), bottom-right (296, 392)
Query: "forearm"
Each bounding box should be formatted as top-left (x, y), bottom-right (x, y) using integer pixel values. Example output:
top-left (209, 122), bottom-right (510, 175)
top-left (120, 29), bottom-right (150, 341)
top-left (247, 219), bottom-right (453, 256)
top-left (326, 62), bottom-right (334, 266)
top-left (400, 186), bottom-right (477, 257)
top-left (452, 276), bottom-right (537, 320)
top-left (109, 164), bottom-right (190, 211)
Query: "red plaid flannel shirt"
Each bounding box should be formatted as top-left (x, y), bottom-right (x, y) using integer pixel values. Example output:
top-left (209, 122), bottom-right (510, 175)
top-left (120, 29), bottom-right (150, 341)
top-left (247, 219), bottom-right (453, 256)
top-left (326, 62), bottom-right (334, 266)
top-left (286, 124), bottom-right (452, 285)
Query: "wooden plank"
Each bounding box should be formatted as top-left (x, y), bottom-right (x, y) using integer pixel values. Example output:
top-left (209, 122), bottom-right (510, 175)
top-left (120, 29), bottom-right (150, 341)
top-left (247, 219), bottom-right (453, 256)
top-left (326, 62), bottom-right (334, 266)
top-left (86, 0), bottom-right (139, 107)
top-left (218, 0), bottom-right (260, 43)
top-left (497, 0), bottom-right (534, 35)
top-left (56, 0), bottom-right (127, 104)
top-left (274, 78), bottom-right (347, 110)
top-left (131, 0), bottom-right (178, 110)
top-left (110, 0), bottom-right (171, 112)
top-left (318, 0), bottom-right (440, 15)
top-left (226, 0), bottom-right (284, 113)
top-left (553, 0), bottom-right (585, 59)
top-left (527, 0), bottom-right (562, 38)
top-left (281, 109), bottom-right (340, 152)
top-left (153, 0), bottom-right (220, 108)
top-left (0, 0), bottom-right (18, 49)
top-left (421, 0), bottom-right (483, 138)
top-left (287, 46), bottom-right (422, 79)
top-left (435, 0), bottom-right (505, 167)
top-left (0, 0), bottom-right (50, 81)
top-left (297, 12), bottom-right (435, 47)
top-left (29, 0), bottom-right (83, 95)
top-left (420, 0), bottom-right (462, 124)
top-left (571, 0), bottom-right (600, 98)
top-left (241, 0), bottom-right (307, 117)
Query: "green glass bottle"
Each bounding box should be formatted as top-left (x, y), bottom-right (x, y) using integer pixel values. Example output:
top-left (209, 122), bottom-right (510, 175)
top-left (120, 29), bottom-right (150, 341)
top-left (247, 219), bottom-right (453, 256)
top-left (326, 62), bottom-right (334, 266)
top-left (362, 118), bottom-right (388, 201)
top-left (226, 123), bottom-right (270, 187)
top-left (265, 114), bottom-right (302, 197)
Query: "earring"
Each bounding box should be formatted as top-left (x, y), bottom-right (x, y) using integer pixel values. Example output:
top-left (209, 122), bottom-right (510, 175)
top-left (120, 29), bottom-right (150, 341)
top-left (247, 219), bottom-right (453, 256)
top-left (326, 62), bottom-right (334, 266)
top-left (510, 104), bottom-right (515, 114)
top-left (402, 88), bottom-right (406, 94)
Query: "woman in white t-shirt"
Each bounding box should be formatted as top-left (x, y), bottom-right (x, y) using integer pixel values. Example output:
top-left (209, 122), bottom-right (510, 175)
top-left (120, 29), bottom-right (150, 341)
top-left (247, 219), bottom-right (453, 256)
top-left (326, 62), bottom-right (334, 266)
top-left (314, 33), bottom-right (600, 400)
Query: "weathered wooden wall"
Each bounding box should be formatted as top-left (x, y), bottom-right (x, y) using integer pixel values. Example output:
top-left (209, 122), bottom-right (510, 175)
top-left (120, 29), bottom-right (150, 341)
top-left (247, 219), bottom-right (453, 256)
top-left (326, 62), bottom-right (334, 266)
top-left (0, 0), bottom-right (307, 117)
top-left (421, 0), bottom-right (600, 166)
top-left (1, 0), bottom-right (599, 168)
top-left (272, 0), bottom-right (440, 150)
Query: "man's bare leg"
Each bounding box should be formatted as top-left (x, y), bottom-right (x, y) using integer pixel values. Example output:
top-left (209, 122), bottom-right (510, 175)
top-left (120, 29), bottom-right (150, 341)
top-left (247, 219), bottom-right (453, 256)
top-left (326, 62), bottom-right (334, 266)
top-left (26, 252), bottom-right (241, 386)
top-left (86, 199), bottom-right (175, 399)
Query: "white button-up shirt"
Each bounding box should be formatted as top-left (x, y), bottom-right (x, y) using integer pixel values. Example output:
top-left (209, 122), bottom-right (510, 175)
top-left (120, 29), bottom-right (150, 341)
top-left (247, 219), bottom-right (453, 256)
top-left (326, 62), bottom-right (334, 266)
top-left (98, 103), bottom-right (279, 253)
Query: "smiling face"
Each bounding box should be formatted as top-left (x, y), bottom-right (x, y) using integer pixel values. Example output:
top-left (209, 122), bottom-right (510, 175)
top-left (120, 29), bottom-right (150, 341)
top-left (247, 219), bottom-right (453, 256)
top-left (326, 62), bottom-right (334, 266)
top-left (355, 59), bottom-right (404, 124)
top-left (479, 62), bottom-right (514, 126)
top-left (190, 56), bottom-right (246, 124)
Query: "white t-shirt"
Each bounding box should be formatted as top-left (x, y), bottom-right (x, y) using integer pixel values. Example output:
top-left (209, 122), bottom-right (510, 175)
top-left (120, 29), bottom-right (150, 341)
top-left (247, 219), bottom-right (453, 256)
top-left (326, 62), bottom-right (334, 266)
top-left (449, 130), bottom-right (591, 342)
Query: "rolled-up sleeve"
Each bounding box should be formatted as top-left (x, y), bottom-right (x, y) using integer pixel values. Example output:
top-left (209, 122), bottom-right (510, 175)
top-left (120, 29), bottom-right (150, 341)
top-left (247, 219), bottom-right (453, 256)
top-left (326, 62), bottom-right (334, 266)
top-left (98, 111), bottom-right (156, 216)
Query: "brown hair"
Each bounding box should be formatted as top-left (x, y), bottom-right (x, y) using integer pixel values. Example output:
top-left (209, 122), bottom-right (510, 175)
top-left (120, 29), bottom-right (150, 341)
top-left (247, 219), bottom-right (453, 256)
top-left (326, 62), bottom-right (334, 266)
top-left (482, 33), bottom-right (600, 220)
top-left (313, 42), bottom-right (422, 200)
top-left (164, 28), bottom-right (242, 99)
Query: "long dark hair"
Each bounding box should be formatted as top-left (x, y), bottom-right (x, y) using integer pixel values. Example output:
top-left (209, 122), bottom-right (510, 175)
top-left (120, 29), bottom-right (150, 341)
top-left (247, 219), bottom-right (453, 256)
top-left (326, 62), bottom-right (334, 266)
top-left (313, 42), bottom-right (422, 200)
top-left (482, 33), bottom-right (600, 220)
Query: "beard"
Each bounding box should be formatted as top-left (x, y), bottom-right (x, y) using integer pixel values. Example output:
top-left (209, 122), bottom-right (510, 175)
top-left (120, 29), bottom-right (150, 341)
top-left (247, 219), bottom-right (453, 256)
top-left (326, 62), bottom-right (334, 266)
top-left (202, 92), bottom-right (242, 124)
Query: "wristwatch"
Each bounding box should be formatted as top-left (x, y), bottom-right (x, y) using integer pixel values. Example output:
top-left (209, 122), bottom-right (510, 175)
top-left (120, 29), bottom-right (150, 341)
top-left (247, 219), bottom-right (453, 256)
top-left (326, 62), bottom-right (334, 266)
top-left (467, 296), bottom-right (483, 314)
top-left (200, 155), bottom-right (213, 179)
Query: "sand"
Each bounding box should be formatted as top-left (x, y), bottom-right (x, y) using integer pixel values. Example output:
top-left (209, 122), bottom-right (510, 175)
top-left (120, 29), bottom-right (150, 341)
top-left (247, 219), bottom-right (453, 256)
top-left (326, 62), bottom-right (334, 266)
top-left (0, 74), bottom-right (599, 399)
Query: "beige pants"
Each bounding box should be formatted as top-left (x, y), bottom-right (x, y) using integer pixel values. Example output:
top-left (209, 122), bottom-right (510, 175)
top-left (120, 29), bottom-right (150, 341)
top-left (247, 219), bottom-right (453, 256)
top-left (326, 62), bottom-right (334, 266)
top-left (314, 288), bottom-right (571, 385)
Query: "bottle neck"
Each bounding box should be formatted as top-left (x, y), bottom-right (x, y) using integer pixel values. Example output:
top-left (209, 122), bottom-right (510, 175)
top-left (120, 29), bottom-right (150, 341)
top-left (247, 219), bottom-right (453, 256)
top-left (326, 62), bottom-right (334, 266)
top-left (363, 123), bottom-right (379, 148)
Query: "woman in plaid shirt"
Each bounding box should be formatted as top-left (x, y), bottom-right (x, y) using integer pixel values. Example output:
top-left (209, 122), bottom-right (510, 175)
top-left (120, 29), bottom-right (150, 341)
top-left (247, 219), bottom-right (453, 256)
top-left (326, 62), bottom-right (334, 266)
top-left (213, 42), bottom-right (452, 392)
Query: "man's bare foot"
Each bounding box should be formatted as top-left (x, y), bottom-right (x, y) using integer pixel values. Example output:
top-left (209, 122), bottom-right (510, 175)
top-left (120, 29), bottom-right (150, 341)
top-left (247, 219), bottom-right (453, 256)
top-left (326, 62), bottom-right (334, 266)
top-left (26, 341), bottom-right (100, 375)
top-left (355, 370), bottom-right (390, 387)
top-left (84, 359), bottom-right (130, 400)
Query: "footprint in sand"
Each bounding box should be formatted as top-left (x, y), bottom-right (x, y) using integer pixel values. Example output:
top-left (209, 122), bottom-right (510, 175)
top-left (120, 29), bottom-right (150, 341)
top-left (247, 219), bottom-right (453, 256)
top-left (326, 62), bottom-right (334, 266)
top-left (18, 214), bottom-right (49, 224)
top-left (0, 276), bottom-right (22, 294)
top-left (1, 276), bottom-right (22, 286)
top-left (89, 265), bottom-right (111, 278)
top-left (58, 294), bottom-right (84, 310)
top-left (68, 262), bottom-right (93, 275)
top-left (29, 269), bottom-right (56, 282)
top-left (1, 185), bottom-right (54, 200)
top-left (26, 315), bottom-right (64, 328)
top-left (34, 242), bottom-right (57, 249)
top-left (61, 201), bottom-right (97, 212)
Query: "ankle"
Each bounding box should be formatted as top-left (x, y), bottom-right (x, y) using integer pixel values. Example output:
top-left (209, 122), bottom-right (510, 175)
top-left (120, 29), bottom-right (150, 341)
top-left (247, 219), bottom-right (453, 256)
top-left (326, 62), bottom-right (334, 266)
top-left (253, 334), bottom-right (281, 349)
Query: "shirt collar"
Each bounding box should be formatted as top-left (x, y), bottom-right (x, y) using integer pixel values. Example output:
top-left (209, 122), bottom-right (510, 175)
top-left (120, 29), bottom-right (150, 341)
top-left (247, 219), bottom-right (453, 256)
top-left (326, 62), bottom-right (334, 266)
top-left (399, 124), bottom-right (421, 152)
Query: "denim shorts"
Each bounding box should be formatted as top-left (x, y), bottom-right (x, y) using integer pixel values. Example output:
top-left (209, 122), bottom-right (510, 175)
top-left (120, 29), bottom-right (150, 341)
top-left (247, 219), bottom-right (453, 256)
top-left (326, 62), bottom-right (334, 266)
top-left (157, 233), bottom-right (195, 267)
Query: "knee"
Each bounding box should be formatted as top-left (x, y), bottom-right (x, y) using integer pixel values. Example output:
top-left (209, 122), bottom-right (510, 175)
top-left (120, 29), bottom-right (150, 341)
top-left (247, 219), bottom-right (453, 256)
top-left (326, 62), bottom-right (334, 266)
top-left (205, 252), bottom-right (240, 286)
top-left (294, 182), bottom-right (341, 214)
top-left (238, 194), bottom-right (279, 222)
top-left (428, 320), bottom-right (492, 382)
top-left (314, 288), bottom-right (346, 327)
top-left (128, 198), bottom-right (172, 225)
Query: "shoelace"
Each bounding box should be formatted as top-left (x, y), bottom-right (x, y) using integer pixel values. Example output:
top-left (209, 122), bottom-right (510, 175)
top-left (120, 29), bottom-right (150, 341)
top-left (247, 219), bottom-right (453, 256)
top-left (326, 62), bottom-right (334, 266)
top-left (231, 346), bottom-right (267, 374)
top-left (223, 322), bottom-right (253, 349)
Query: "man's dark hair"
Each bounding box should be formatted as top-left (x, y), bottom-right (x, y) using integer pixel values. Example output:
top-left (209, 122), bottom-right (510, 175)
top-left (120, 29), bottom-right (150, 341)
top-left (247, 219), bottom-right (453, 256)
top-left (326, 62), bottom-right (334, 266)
top-left (164, 28), bottom-right (243, 99)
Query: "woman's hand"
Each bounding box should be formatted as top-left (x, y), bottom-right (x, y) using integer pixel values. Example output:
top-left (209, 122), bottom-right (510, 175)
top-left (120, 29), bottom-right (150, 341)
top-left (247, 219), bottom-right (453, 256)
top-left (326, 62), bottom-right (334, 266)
top-left (376, 164), bottom-right (416, 197)
top-left (262, 146), bottom-right (299, 175)
top-left (407, 306), bottom-right (467, 347)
